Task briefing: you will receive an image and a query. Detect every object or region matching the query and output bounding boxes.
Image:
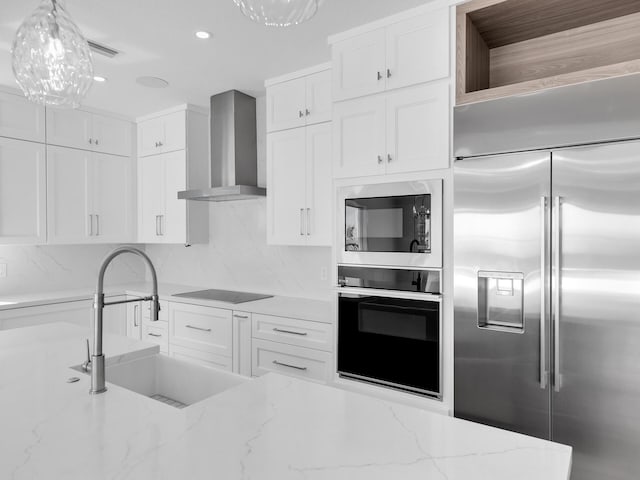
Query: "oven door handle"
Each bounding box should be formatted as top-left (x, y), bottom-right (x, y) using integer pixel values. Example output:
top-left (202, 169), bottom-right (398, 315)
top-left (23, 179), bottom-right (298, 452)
top-left (335, 286), bottom-right (442, 303)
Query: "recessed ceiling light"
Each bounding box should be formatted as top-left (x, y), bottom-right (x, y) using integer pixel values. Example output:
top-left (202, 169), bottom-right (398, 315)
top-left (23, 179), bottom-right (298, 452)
top-left (136, 76), bottom-right (170, 88)
top-left (93, 75), bottom-right (107, 83)
top-left (195, 31), bottom-right (211, 39)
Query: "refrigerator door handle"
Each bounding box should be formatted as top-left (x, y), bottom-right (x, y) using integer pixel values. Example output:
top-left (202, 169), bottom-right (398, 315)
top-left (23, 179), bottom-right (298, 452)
top-left (540, 196), bottom-right (549, 389)
top-left (553, 196), bottom-right (563, 392)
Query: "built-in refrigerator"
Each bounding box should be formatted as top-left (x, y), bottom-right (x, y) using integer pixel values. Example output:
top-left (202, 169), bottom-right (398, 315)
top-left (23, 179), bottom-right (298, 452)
top-left (453, 75), bottom-right (640, 480)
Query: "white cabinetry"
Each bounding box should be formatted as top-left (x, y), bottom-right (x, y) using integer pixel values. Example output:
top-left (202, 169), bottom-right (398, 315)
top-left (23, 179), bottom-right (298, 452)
top-left (46, 146), bottom-right (134, 244)
top-left (333, 83), bottom-right (449, 178)
top-left (267, 123), bottom-right (332, 246)
top-left (0, 138), bottom-right (46, 244)
top-left (136, 107), bottom-right (209, 245)
top-left (331, 8), bottom-right (449, 102)
top-left (46, 109), bottom-right (132, 157)
top-left (0, 92), bottom-right (45, 143)
top-left (266, 66), bottom-right (331, 132)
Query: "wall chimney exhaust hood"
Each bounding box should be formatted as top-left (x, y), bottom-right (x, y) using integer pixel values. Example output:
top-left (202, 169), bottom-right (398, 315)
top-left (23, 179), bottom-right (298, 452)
top-left (178, 90), bottom-right (266, 202)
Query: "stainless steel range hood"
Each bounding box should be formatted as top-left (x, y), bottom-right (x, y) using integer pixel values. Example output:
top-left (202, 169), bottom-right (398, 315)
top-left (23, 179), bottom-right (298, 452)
top-left (178, 90), bottom-right (265, 202)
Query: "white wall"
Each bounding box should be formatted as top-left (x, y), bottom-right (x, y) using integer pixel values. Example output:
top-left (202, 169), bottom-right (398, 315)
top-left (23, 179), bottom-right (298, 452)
top-left (145, 198), bottom-right (333, 300)
top-left (0, 244), bottom-right (146, 296)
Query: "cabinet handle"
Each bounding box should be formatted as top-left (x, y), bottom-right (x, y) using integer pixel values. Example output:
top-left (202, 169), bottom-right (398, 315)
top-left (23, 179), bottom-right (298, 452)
top-left (158, 141), bottom-right (163, 147)
top-left (233, 314), bottom-right (249, 319)
top-left (160, 215), bottom-right (164, 236)
top-left (300, 208), bottom-right (305, 236)
top-left (387, 68), bottom-right (392, 78)
top-left (272, 360), bottom-right (307, 371)
top-left (298, 110), bottom-right (304, 118)
top-left (377, 155), bottom-right (383, 164)
top-left (155, 142), bottom-right (158, 147)
top-left (305, 109), bottom-right (310, 116)
top-left (133, 304), bottom-right (139, 327)
top-left (148, 333), bottom-right (162, 338)
top-left (95, 139), bottom-right (99, 145)
top-left (377, 71), bottom-right (382, 81)
top-left (306, 208), bottom-right (311, 236)
top-left (155, 215), bottom-right (161, 236)
top-left (553, 196), bottom-right (563, 392)
top-left (89, 214), bottom-right (93, 236)
top-left (96, 214), bottom-right (100, 236)
top-left (88, 138), bottom-right (93, 145)
top-left (387, 154), bottom-right (393, 163)
top-left (186, 324), bottom-right (212, 332)
top-left (273, 328), bottom-right (308, 336)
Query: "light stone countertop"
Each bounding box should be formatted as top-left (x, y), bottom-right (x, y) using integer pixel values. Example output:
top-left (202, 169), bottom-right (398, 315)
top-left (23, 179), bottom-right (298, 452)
top-left (0, 282), bottom-right (333, 324)
top-left (0, 322), bottom-right (571, 480)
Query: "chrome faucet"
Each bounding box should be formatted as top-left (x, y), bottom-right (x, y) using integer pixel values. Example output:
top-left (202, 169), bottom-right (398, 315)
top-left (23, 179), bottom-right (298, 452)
top-left (88, 246), bottom-right (159, 394)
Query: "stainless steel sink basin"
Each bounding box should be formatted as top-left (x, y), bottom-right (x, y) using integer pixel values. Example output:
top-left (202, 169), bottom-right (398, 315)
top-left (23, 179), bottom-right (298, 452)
top-left (72, 354), bottom-right (248, 408)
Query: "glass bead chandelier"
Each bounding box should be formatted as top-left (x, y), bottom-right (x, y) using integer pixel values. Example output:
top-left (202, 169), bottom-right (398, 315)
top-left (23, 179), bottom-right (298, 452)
top-left (233, 0), bottom-right (322, 27)
top-left (11, 0), bottom-right (94, 109)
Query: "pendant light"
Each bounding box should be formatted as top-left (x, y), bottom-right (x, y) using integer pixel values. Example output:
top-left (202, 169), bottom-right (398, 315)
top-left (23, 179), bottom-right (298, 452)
top-left (233, 0), bottom-right (321, 27)
top-left (11, 0), bottom-right (94, 109)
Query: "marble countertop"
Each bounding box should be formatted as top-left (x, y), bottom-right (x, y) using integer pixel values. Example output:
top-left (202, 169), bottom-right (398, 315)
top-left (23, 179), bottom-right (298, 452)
top-left (0, 322), bottom-right (571, 480)
top-left (0, 282), bottom-right (333, 324)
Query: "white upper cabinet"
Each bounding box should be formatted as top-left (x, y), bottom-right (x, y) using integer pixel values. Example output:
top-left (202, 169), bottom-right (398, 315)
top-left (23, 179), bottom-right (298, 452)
top-left (334, 83), bottom-right (449, 178)
top-left (0, 138), bottom-right (46, 244)
top-left (331, 8), bottom-right (450, 102)
top-left (332, 29), bottom-right (386, 102)
top-left (266, 67), bottom-right (332, 133)
top-left (137, 110), bottom-right (186, 157)
top-left (0, 92), bottom-right (45, 143)
top-left (46, 109), bottom-right (132, 157)
top-left (47, 146), bottom-right (134, 244)
top-left (136, 107), bottom-right (208, 245)
top-left (267, 123), bottom-right (332, 246)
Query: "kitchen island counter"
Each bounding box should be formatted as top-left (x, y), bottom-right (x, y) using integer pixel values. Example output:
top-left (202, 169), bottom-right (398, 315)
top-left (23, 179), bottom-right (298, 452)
top-left (0, 323), bottom-right (571, 480)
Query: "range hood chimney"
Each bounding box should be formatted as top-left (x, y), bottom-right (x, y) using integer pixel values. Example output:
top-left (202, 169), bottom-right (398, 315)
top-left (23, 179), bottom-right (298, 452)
top-left (178, 90), bottom-right (266, 202)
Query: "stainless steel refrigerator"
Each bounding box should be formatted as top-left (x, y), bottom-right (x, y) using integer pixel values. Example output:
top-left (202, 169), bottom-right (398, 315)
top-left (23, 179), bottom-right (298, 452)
top-left (453, 76), bottom-right (640, 480)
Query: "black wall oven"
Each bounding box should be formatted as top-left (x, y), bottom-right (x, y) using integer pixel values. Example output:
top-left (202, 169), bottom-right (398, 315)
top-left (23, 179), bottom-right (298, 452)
top-left (337, 265), bottom-right (442, 398)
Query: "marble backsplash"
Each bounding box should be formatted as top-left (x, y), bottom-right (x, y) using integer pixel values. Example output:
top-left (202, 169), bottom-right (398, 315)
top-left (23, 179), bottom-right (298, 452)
top-left (0, 244), bottom-right (147, 296)
top-left (145, 198), bottom-right (333, 300)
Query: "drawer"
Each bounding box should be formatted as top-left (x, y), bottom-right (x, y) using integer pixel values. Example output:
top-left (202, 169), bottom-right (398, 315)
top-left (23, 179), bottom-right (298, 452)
top-left (252, 339), bottom-right (332, 383)
top-left (142, 299), bottom-right (169, 322)
top-left (170, 344), bottom-right (232, 372)
top-left (142, 323), bottom-right (168, 353)
top-left (169, 302), bottom-right (232, 356)
top-left (252, 313), bottom-right (333, 352)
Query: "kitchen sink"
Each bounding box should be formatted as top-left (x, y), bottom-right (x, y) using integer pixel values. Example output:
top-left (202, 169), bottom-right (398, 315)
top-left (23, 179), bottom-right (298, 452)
top-left (72, 354), bottom-right (248, 408)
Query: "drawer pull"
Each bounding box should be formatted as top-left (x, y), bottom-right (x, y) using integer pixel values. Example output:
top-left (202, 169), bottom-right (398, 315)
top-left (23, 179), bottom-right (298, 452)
top-left (148, 333), bottom-right (162, 338)
top-left (186, 325), bottom-right (212, 332)
top-left (272, 360), bottom-right (307, 371)
top-left (233, 314), bottom-right (249, 319)
top-left (273, 328), bottom-right (308, 336)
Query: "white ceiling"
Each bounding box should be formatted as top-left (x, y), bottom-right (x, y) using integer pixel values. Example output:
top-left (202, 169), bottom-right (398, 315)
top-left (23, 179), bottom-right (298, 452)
top-left (0, 0), bottom-right (431, 118)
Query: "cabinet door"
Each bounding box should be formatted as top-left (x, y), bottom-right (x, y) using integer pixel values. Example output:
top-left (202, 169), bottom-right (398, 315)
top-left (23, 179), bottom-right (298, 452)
top-left (46, 109), bottom-right (92, 150)
top-left (0, 92), bottom-right (45, 143)
top-left (0, 138), bottom-right (46, 244)
top-left (161, 150), bottom-right (187, 244)
top-left (266, 128), bottom-right (308, 245)
top-left (137, 117), bottom-right (164, 157)
top-left (160, 111), bottom-right (186, 154)
top-left (386, 83), bottom-right (449, 174)
top-left (305, 70), bottom-right (332, 126)
top-left (332, 95), bottom-right (386, 178)
top-left (305, 123), bottom-right (332, 246)
top-left (90, 153), bottom-right (134, 243)
top-left (46, 146), bottom-right (91, 243)
top-left (92, 114), bottom-right (132, 157)
top-left (332, 29), bottom-right (386, 102)
top-left (137, 155), bottom-right (165, 243)
top-left (125, 301), bottom-right (142, 340)
top-left (385, 9), bottom-right (450, 91)
top-left (266, 77), bottom-right (306, 132)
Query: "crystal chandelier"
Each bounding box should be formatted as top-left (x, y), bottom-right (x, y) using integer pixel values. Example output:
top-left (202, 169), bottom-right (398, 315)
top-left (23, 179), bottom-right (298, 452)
top-left (11, 0), bottom-right (94, 109)
top-left (233, 0), bottom-right (321, 27)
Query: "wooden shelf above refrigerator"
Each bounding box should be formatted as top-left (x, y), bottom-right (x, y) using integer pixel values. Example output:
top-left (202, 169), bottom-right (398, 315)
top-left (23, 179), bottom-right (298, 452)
top-left (456, 0), bottom-right (640, 105)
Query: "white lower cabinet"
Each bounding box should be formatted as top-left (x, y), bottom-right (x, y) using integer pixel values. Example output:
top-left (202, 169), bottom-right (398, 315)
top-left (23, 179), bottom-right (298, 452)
top-left (252, 339), bottom-right (332, 383)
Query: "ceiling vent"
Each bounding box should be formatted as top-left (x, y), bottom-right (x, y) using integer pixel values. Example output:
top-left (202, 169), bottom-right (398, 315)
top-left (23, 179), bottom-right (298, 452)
top-left (88, 40), bottom-right (120, 58)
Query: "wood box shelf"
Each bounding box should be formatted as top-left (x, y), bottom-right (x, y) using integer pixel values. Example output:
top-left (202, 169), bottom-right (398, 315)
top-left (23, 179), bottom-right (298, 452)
top-left (456, 0), bottom-right (640, 105)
